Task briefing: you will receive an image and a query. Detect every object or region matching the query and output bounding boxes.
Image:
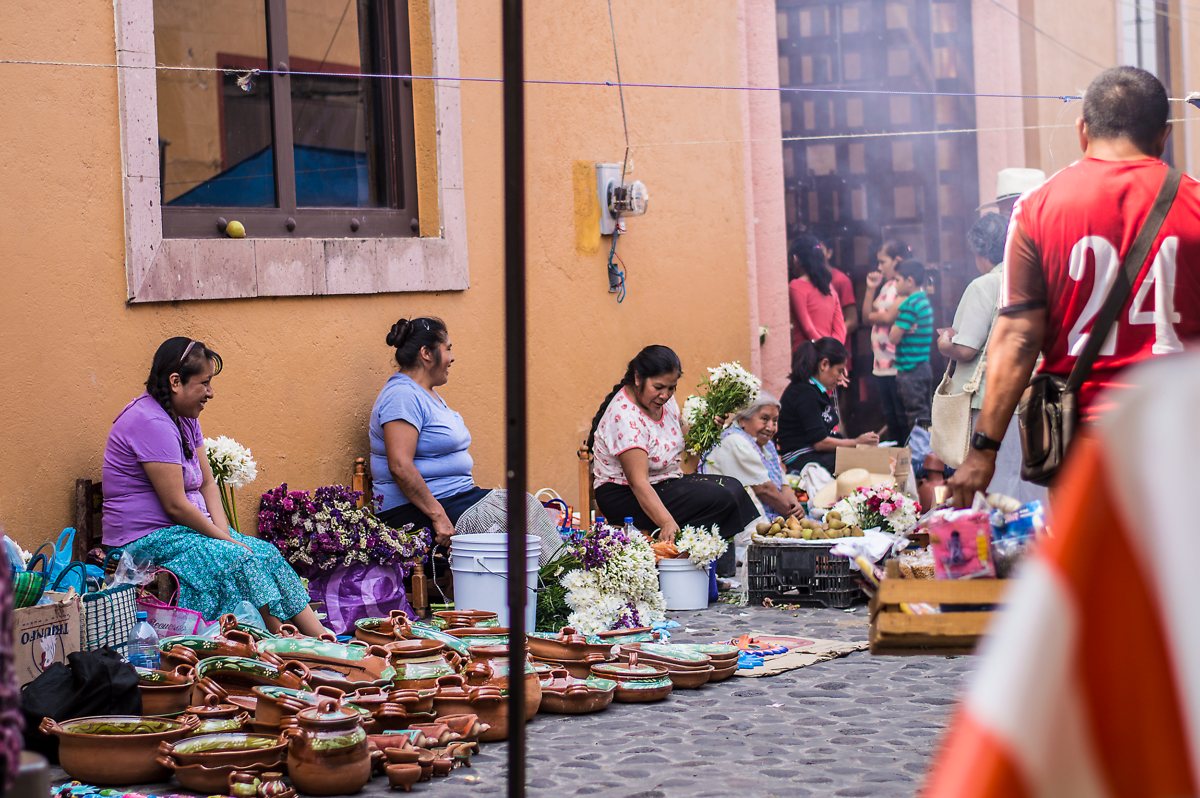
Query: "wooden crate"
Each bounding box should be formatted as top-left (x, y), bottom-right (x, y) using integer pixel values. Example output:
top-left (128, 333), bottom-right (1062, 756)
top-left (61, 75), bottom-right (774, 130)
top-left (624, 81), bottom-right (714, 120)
top-left (869, 560), bottom-right (1011, 656)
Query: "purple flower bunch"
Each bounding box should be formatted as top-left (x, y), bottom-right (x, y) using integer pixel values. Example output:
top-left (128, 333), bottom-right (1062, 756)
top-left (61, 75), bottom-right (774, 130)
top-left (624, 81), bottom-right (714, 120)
top-left (575, 524), bottom-right (631, 570)
top-left (258, 482), bottom-right (431, 577)
top-left (613, 603), bottom-right (644, 630)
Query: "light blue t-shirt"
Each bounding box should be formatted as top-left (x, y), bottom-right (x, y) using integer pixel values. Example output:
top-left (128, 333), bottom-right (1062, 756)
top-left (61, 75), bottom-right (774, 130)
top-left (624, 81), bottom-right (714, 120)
top-left (369, 373), bottom-right (476, 511)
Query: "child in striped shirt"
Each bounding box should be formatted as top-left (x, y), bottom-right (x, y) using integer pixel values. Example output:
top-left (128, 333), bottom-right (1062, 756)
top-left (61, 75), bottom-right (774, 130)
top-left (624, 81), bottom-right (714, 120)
top-left (888, 259), bottom-right (934, 443)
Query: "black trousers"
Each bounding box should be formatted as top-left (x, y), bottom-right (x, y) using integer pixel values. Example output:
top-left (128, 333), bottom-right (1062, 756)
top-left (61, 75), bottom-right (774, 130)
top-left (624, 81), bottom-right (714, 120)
top-left (596, 475), bottom-right (758, 578)
top-left (876, 374), bottom-right (910, 445)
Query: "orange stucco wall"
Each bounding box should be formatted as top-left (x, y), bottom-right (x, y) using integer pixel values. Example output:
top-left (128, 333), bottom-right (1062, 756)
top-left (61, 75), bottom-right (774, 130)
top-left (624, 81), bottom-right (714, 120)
top-left (0, 0), bottom-right (782, 547)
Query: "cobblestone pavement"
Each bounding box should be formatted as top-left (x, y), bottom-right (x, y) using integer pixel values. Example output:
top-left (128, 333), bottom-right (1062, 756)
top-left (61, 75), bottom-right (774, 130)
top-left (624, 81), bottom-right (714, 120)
top-left (50, 603), bottom-right (975, 797)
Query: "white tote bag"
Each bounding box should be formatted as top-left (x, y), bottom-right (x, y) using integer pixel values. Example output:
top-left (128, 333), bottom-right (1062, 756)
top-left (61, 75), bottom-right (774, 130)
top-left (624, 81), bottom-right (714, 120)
top-left (931, 308), bottom-right (997, 468)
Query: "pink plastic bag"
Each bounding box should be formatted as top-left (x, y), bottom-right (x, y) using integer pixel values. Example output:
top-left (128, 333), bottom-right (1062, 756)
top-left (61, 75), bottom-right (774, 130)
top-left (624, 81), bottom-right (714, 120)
top-left (137, 569), bottom-right (206, 638)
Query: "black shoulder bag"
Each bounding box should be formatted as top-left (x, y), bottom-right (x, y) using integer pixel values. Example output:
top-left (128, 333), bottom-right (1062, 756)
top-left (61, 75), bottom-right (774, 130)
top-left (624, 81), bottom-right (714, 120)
top-left (1018, 167), bottom-right (1181, 486)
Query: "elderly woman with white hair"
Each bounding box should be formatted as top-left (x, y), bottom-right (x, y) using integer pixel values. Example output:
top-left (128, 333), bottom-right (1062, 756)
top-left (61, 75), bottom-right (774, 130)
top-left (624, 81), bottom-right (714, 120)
top-left (701, 393), bottom-right (803, 518)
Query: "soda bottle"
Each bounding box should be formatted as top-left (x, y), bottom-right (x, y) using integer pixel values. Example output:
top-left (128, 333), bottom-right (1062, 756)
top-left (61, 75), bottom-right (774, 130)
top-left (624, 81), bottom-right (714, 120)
top-left (127, 610), bottom-right (160, 669)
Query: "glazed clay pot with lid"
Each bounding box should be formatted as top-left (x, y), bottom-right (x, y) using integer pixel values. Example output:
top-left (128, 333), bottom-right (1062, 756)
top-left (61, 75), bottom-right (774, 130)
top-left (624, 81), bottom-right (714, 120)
top-left (182, 693), bottom-right (251, 736)
top-left (433, 609), bottom-right (499, 629)
top-left (431, 675), bottom-right (510, 743)
top-left (526, 626), bottom-right (614, 662)
top-left (589, 652), bottom-right (674, 703)
top-left (159, 627), bottom-right (260, 670)
top-left (383, 639), bottom-right (462, 690)
top-left (537, 667), bottom-right (617, 715)
top-left (285, 698), bottom-right (371, 796)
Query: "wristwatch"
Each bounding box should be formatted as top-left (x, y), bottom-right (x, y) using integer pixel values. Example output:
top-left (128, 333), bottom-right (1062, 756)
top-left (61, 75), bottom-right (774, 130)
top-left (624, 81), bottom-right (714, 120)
top-left (970, 431), bottom-right (1002, 452)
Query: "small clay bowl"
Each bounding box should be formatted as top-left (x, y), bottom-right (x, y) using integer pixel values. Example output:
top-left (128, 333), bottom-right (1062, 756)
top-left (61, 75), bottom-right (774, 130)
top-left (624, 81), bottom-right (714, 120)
top-left (386, 763), bottom-right (423, 792)
top-left (40, 715), bottom-right (198, 785)
top-left (161, 732), bottom-right (288, 769)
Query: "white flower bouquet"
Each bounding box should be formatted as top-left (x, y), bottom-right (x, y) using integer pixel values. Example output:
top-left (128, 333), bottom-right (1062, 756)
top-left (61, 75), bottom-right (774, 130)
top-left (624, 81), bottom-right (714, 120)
top-left (682, 361), bottom-right (762, 455)
top-left (556, 524), bottom-right (666, 635)
top-left (205, 435), bottom-right (258, 531)
top-left (675, 524), bottom-right (727, 568)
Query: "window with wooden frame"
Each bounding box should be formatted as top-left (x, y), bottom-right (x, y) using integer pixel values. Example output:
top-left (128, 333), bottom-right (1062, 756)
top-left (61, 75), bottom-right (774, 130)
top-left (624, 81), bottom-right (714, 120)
top-left (155, 0), bottom-right (418, 239)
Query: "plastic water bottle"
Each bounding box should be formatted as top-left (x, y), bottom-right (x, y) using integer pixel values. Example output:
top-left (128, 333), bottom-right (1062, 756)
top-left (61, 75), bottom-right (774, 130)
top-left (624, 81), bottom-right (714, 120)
top-left (623, 517), bottom-right (638, 538)
top-left (127, 611), bottom-right (160, 669)
top-left (594, 515), bottom-right (607, 531)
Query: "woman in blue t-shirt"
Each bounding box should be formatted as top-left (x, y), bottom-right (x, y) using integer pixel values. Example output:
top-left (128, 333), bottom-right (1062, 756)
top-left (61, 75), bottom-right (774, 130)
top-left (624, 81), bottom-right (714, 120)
top-left (370, 317), bottom-right (562, 563)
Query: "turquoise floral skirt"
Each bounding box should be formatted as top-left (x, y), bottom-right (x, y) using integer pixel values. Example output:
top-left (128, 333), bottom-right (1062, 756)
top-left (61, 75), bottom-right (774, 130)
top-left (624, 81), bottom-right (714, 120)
top-left (124, 526), bottom-right (310, 622)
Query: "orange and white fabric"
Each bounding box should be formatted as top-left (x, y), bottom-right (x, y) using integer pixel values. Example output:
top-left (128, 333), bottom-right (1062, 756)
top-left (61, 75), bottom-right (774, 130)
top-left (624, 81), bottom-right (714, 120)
top-left (925, 354), bottom-right (1200, 798)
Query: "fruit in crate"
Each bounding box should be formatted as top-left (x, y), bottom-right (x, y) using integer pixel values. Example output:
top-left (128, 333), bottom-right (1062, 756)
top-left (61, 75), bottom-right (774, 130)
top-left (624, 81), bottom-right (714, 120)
top-left (755, 513), bottom-right (864, 540)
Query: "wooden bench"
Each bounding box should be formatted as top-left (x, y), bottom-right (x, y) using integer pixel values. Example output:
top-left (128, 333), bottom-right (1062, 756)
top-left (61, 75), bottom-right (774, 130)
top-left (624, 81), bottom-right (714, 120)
top-left (869, 560), bottom-right (1010, 656)
top-left (75, 478), bottom-right (175, 599)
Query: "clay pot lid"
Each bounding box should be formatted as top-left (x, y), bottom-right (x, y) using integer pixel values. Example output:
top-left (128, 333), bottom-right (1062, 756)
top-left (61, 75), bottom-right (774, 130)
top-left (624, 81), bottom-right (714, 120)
top-left (186, 694), bottom-right (244, 718)
top-left (384, 638), bottom-right (445, 657)
top-left (590, 652), bottom-right (668, 680)
top-left (295, 698), bottom-right (361, 728)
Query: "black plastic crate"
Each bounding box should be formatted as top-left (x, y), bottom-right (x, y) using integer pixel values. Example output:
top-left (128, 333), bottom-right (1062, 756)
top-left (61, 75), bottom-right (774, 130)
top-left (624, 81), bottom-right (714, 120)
top-left (747, 542), bottom-right (863, 609)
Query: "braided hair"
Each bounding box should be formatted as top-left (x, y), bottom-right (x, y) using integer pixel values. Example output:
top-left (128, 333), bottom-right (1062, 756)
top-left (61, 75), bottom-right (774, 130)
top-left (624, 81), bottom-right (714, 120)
top-left (586, 345), bottom-right (682, 451)
top-left (788, 233), bottom-right (833, 295)
top-left (386, 317), bottom-right (448, 369)
top-left (145, 337), bottom-right (223, 460)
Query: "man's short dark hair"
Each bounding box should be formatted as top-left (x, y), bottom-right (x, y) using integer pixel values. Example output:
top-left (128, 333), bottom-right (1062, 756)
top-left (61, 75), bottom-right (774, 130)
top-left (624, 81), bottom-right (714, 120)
top-left (896, 259), bottom-right (926, 286)
top-left (1082, 66), bottom-right (1169, 154)
top-left (967, 213), bottom-right (1009, 266)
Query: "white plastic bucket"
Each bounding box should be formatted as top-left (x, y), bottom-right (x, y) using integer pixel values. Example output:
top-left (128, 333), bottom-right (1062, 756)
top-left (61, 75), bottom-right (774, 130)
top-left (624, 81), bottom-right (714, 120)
top-left (658, 558), bottom-right (710, 611)
top-left (449, 533), bottom-right (540, 629)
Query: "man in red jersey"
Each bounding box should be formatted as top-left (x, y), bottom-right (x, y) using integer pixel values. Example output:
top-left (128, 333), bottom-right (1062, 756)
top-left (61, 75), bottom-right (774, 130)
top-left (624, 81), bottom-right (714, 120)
top-left (949, 66), bottom-right (1200, 506)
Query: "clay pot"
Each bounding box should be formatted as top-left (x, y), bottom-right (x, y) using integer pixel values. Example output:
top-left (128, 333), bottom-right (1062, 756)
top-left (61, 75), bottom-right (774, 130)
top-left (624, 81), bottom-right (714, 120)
top-left (160, 732), bottom-right (289, 769)
top-left (352, 610), bottom-right (413, 646)
top-left (252, 685), bottom-right (343, 728)
top-left (537, 667), bottom-right (617, 714)
top-left (593, 626), bottom-right (661, 643)
top-left (431, 675), bottom-right (510, 742)
top-left (437, 713), bottom-right (489, 743)
top-left (589, 652), bottom-right (673, 703)
top-left (530, 653), bottom-right (611, 680)
top-left (40, 715), bottom-right (198, 785)
top-left (367, 731), bottom-right (425, 752)
top-left (157, 758), bottom-right (282, 795)
top-left (193, 657), bottom-right (311, 702)
top-left (182, 693), bottom-right (252, 736)
top-left (617, 644), bottom-right (714, 689)
top-left (257, 638), bottom-right (396, 693)
top-left (159, 627), bottom-right (261, 670)
top-left (138, 664), bottom-right (196, 716)
top-left (526, 627), bottom-right (615, 661)
top-left (464, 645), bottom-right (542, 721)
top-left (371, 703), bottom-right (436, 733)
top-left (433, 609), bottom-right (499, 630)
top-left (431, 756), bottom-right (453, 777)
top-left (227, 769), bottom-right (263, 798)
top-left (284, 698), bottom-right (371, 796)
top-left (383, 639), bottom-right (462, 690)
top-left (256, 770), bottom-right (295, 798)
top-left (443, 740), bottom-right (477, 769)
top-left (386, 763), bottom-right (423, 792)
top-left (445, 626), bottom-right (511, 647)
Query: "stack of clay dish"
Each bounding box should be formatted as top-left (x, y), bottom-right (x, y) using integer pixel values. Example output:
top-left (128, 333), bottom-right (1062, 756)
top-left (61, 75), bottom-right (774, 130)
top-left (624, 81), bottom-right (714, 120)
top-left (182, 693), bottom-right (251, 736)
top-left (40, 715), bottom-right (198, 785)
top-left (157, 732), bottom-right (287, 794)
top-left (589, 652), bottom-right (673, 703)
top-left (617, 643), bottom-right (714, 690)
top-left (159, 627), bottom-right (261, 670)
top-left (431, 675), bottom-right (509, 742)
top-left (193, 657), bottom-right (311, 703)
top-left (464, 644), bottom-right (542, 720)
top-left (283, 698), bottom-right (371, 796)
top-left (662, 642), bottom-right (740, 682)
top-left (137, 664), bottom-right (196, 716)
top-left (446, 626), bottom-right (511, 647)
top-left (432, 609), bottom-right (499, 630)
top-left (527, 626), bottom-right (615, 679)
top-left (537, 666), bottom-right (617, 714)
top-left (383, 638), bottom-right (463, 690)
top-left (257, 634), bottom-right (396, 693)
top-left (592, 626), bottom-right (661, 644)
top-left (354, 612), bottom-right (473, 658)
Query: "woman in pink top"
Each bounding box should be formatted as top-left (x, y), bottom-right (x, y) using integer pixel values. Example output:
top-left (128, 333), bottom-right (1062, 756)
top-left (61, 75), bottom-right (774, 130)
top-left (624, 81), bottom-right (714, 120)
top-left (587, 346), bottom-right (759, 574)
top-left (788, 234), bottom-right (846, 351)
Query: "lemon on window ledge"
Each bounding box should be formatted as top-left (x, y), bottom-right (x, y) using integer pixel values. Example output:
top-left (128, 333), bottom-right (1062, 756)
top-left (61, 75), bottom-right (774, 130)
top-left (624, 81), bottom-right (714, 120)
top-left (225, 220), bottom-right (246, 239)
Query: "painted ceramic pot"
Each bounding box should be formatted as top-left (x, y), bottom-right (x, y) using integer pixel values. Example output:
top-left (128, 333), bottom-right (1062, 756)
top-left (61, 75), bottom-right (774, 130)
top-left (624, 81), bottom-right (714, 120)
top-left (159, 628), bottom-right (260, 669)
top-left (182, 693), bottom-right (251, 736)
top-left (383, 639), bottom-right (463, 690)
top-left (256, 638), bottom-right (396, 693)
top-left (227, 769), bottom-right (263, 798)
top-left (592, 627), bottom-right (661, 644)
top-left (616, 643), bottom-right (715, 687)
top-left (529, 653), bottom-right (612, 680)
top-left (193, 657), bottom-right (311, 702)
top-left (526, 627), bottom-right (614, 661)
top-left (432, 610), bottom-right (499, 630)
top-left (251, 686), bottom-right (372, 730)
top-left (137, 664), bottom-right (196, 716)
top-left (39, 715), bottom-right (199, 785)
top-left (160, 732), bottom-right (288, 770)
top-left (256, 770), bottom-right (295, 798)
top-left (537, 667), bottom-right (617, 714)
top-left (463, 645), bottom-right (541, 721)
top-left (431, 675), bottom-right (510, 743)
top-left (284, 698), bottom-right (370, 796)
top-left (445, 627), bottom-right (511, 647)
top-left (589, 652), bottom-right (674, 703)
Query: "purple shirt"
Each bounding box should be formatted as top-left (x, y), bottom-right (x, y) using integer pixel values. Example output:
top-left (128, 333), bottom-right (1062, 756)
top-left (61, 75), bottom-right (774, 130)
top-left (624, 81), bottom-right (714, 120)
top-left (102, 393), bottom-right (209, 547)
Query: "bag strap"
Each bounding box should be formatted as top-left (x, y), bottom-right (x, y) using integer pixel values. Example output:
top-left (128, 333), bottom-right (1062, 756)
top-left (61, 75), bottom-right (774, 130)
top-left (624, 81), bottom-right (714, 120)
top-left (50, 561), bottom-right (91, 593)
top-left (1067, 167), bottom-right (1181, 393)
top-left (963, 297), bottom-right (1002, 394)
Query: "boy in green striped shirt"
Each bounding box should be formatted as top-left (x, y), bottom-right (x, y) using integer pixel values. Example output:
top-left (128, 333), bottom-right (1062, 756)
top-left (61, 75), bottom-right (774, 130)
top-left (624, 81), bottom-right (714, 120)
top-left (888, 259), bottom-right (934, 442)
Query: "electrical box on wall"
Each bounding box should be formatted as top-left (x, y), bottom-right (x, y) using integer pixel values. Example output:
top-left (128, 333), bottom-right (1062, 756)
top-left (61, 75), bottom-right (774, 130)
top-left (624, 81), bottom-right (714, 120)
top-left (596, 162), bottom-right (649, 235)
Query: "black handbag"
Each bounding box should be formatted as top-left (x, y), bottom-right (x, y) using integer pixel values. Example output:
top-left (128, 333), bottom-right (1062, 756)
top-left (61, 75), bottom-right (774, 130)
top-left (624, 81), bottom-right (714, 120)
top-left (1019, 167), bottom-right (1182, 485)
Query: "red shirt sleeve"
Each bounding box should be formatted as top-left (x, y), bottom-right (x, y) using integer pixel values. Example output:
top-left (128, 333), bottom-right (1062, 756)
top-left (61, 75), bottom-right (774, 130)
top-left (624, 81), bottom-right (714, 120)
top-left (1000, 206), bottom-right (1048, 315)
top-left (830, 268), bottom-right (856, 308)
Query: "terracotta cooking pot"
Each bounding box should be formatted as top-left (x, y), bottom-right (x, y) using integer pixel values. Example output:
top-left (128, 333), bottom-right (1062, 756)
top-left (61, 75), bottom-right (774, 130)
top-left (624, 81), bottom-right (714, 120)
top-left (182, 693), bottom-right (251, 736)
top-left (383, 639), bottom-right (462, 690)
top-left (589, 651), bottom-right (674, 703)
top-left (284, 698), bottom-right (371, 797)
top-left (432, 609), bottom-right (499, 630)
top-left (137, 663), bottom-right (196, 716)
top-left (525, 627), bottom-right (614, 662)
top-left (463, 645), bottom-right (541, 721)
top-left (431, 675), bottom-right (510, 743)
top-left (40, 715), bottom-right (198, 785)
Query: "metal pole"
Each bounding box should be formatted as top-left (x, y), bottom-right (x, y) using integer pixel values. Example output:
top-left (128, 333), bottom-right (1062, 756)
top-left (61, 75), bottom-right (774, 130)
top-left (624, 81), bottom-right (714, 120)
top-left (502, 0), bottom-right (527, 796)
